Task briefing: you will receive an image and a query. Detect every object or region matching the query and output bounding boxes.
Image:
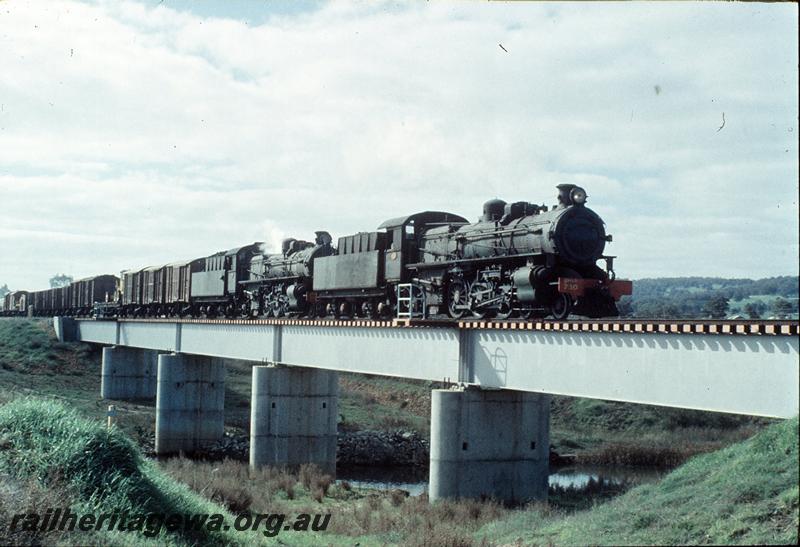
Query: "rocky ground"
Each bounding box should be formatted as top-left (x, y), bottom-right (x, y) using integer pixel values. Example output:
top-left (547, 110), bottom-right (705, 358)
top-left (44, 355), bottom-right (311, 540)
top-left (140, 429), bottom-right (577, 467)
top-left (140, 428), bottom-right (431, 466)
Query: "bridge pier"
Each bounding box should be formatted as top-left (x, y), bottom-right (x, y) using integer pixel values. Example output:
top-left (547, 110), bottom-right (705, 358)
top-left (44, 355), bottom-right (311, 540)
top-left (429, 387), bottom-right (550, 504)
top-left (101, 346), bottom-right (158, 400)
top-left (155, 353), bottom-right (225, 455)
top-left (250, 365), bottom-right (338, 476)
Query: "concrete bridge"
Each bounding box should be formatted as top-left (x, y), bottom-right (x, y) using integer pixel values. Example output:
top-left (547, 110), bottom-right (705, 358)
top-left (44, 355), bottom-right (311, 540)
top-left (54, 317), bottom-right (799, 503)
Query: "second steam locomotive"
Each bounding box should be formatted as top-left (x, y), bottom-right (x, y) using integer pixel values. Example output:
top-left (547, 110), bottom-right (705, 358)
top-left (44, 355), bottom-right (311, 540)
top-left (6, 185), bottom-right (631, 321)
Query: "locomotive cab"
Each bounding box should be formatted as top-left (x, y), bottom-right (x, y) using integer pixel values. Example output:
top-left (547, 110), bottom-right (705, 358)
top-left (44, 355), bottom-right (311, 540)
top-left (312, 211), bottom-right (468, 318)
top-left (377, 212), bottom-right (470, 282)
top-left (189, 242), bottom-right (262, 317)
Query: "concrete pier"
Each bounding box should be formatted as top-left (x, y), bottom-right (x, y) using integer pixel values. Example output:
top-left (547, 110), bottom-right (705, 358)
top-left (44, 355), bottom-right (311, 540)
top-left (429, 388), bottom-right (550, 503)
top-left (155, 353), bottom-right (225, 454)
top-left (101, 346), bottom-right (158, 400)
top-left (250, 366), bottom-right (338, 475)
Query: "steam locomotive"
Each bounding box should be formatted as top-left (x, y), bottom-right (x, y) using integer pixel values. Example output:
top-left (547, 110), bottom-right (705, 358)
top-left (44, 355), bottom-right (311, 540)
top-left (3, 185), bottom-right (631, 320)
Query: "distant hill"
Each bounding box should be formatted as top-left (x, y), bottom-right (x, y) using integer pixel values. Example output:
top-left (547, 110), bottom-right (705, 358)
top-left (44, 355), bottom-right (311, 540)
top-left (619, 276), bottom-right (799, 319)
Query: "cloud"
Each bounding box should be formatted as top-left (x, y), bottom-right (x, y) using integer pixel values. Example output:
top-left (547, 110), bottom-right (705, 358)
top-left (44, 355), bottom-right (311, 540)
top-left (0, 0), bottom-right (797, 290)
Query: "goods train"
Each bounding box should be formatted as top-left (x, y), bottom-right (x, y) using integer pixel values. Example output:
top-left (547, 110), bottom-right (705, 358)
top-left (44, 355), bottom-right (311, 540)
top-left (1, 185), bottom-right (631, 321)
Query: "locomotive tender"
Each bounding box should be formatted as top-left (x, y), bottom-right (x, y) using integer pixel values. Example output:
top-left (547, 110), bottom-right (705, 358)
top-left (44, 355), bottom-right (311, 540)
top-left (3, 185), bottom-right (630, 321)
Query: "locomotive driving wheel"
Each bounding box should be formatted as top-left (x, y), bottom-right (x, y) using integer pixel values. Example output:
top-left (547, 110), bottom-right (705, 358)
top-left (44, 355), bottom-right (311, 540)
top-left (313, 302), bottom-right (327, 318)
top-left (469, 281), bottom-right (494, 319)
top-left (360, 300), bottom-right (378, 319)
top-left (446, 279), bottom-right (470, 319)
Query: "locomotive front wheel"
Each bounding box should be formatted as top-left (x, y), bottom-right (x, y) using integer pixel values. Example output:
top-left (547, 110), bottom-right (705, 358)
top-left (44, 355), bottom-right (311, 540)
top-left (495, 297), bottom-right (515, 320)
top-left (550, 294), bottom-right (573, 320)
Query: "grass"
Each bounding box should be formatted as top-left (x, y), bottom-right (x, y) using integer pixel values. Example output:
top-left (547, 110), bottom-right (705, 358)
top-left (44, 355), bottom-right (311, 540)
top-left (550, 395), bottom-right (770, 466)
top-left (0, 317), bottom-right (94, 376)
top-left (477, 416), bottom-right (799, 545)
top-left (3, 404), bottom-right (795, 546)
top-left (0, 319), bottom-right (158, 447)
top-left (160, 457), bottom-right (506, 546)
top-left (0, 397), bottom-right (254, 546)
top-left (162, 418), bottom-right (798, 545)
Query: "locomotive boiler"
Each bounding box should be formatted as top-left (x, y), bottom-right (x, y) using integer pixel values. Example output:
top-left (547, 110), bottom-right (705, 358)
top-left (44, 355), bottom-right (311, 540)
top-left (242, 232), bottom-right (334, 317)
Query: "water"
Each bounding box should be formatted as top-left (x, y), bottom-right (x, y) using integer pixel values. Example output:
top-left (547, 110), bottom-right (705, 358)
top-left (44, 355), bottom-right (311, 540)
top-left (338, 466), bottom-right (430, 496)
top-left (337, 464), bottom-right (664, 497)
top-left (548, 465), bottom-right (664, 490)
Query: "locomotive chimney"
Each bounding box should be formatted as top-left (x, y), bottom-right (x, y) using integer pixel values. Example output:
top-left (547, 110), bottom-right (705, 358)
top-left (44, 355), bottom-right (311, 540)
top-left (556, 184), bottom-right (576, 206)
top-left (482, 199), bottom-right (507, 222)
top-left (281, 238), bottom-right (296, 256)
top-left (315, 231), bottom-right (333, 246)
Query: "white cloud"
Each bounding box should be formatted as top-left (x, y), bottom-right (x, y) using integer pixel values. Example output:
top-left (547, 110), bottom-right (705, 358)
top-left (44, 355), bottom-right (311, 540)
top-left (0, 0), bottom-right (797, 290)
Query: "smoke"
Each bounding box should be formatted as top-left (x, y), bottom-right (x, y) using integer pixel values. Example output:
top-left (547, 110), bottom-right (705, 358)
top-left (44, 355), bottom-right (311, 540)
top-left (259, 220), bottom-right (286, 255)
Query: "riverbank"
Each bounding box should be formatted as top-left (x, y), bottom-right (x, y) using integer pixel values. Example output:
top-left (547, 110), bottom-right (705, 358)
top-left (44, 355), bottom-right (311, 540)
top-left (2, 397), bottom-right (795, 546)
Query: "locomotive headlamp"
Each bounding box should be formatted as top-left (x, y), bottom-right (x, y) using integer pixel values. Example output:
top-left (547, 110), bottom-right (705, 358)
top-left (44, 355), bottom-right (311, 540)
top-left (570, 187), bottom-right (587, 205)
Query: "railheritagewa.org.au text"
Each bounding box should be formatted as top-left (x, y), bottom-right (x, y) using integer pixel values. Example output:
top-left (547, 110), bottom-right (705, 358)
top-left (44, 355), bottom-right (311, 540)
top-left (7, 507), bottom-right (331, 538)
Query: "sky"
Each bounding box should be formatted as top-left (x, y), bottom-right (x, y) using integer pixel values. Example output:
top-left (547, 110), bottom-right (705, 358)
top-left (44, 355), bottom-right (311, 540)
top-left (0, 0), bottom-right (797, 291)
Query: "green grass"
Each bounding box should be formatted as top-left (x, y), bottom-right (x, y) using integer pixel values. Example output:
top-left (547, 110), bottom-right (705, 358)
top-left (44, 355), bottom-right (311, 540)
top-left (549, 395), bottom-right (770, 465)
top-left (0, 318), bottom-right (93, 375)
top-left (0, 319), bottom-right (158, 446)
top-left (0, 397), bottom-right (252, 546)
top-left (477, 416), bottom-right (799, 545)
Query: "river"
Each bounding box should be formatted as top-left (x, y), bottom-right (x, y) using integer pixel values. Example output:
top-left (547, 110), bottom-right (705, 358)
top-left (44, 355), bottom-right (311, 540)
top-left (337, 464), bottom-right (665, 497)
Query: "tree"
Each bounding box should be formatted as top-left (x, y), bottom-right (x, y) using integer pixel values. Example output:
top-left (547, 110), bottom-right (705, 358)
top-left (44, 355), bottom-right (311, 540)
top-left (743, 302), bottom-right (764, 319)
top-left (771, 297), bottom-right (793, 319)
top-left (703, 294), bottom-right (729, 319)
top-left (0, 284), bottom-right (9, 298)
top-left (616, 296), bottom-right (633, 317)
top-left (49, 274), bottom-right (73, 288)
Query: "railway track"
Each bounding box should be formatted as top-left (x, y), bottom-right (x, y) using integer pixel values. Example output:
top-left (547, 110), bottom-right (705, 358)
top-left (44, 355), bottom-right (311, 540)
top-left (76, 316), bottom-right (800, 336)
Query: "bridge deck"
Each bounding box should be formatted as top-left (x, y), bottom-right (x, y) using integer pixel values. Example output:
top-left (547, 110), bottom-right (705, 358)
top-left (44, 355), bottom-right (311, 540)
top-left (66, 318), bottom-right (799, 419)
